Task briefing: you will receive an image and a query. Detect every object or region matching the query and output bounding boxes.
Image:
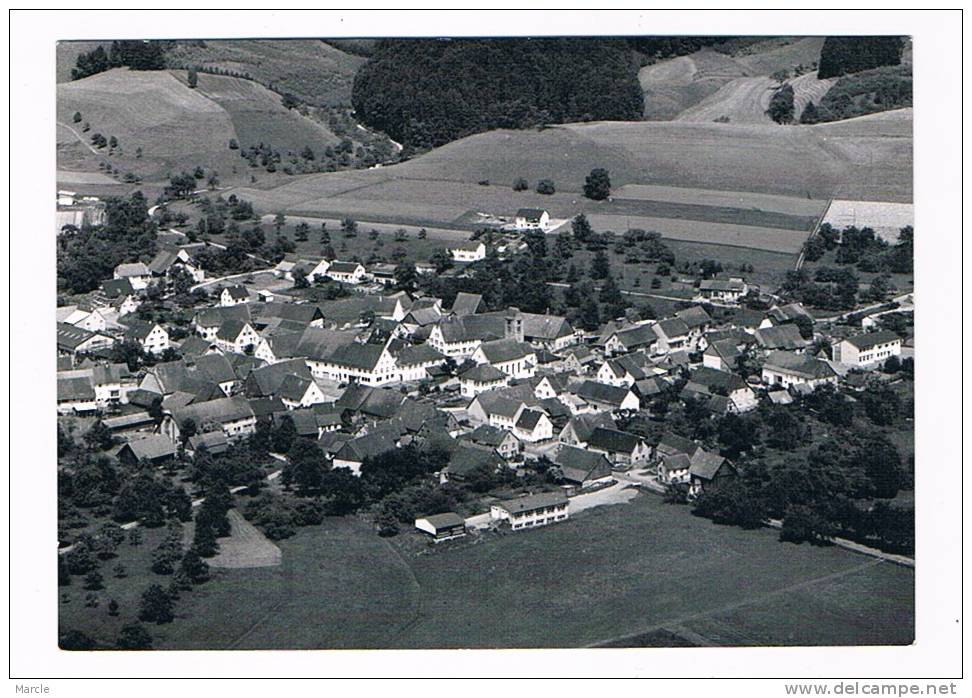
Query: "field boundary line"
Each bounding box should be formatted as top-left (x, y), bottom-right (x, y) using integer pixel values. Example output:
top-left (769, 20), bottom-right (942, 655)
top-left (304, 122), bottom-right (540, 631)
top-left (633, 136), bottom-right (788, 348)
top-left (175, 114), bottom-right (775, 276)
top-left (587, 558), bottom-right (886, 648)
top-left (795, 196), bottom-right (835, 270)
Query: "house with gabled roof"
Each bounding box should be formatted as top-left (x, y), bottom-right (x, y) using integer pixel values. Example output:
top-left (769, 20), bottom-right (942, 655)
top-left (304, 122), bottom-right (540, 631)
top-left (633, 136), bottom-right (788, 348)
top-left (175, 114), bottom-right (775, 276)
top-left (57, 304), bottom-right (109, 333)
top-left (571, 380), bottom-right (640, 413)
top-left (193, 305), bottom-right (252, 341)
top-left (586, 427), bottom-right (650, 467)
top-left (57, 323), bottom-right (114, 356)
top-left (316, 339), bottom-right (399, 387)
top-left (520, 312), bottom-right (578, 352)
top-left (512, 408), bottom-right (553, 443)
top-left (459, 363), bottom-right (509, 397)
top-left (603, 323), bottom-right (657, 356)
top-left (122, 319), bottom-right (170, 355)
top-left (558, 412), bottom-right (617, 447)
top-left (703, 338), bottom-right (743, 372)
top-left (471, 338), bottom-right (537, 379)
top-left (513, 208), bottom-right (550, 232)
top-left (460, 424), bottom-right (521, 460)
top-left (57, 375), bottom-right (97, 414)
top-left (698, 278), bottom-right (748, 304)
top-left (762, 350), bottom-right (838, 390)
top-left (326, 261), bottom-right (367, 284)
top-left (394, 343), bottom-right (447, 382)
top-left (652, 318), bottom-right (692, 354)
top-left (428, 313), bottom-right (506, 359)
top-left (332, 430), bottom-right (399, 475)
top-left (220, 285), bottom-right (250, 307)
top-left (755, 323), bottom-right (810, 353)
top-left (113, 261), bottom-right (152, 290)
top-left (451, 292), bottom-right (485, 316)
top-left (162, 395), bottom-right (257, 443)
top-left (682, 366), bottom-right (758, 413)
top-left (561, 344), bottom-right (597, 374)
top-left (448, 239), bottom-right (487, 262)
top-left (490, 491), bottom-right (568, 531)
top-left (214, 320), bottom-right (260, 355)
top-left (554, 445), bottom-right (613, 489)
top-left (117, 434), bottom-right (178, 466)
top-left (689, 452), bottom-right (736, 497)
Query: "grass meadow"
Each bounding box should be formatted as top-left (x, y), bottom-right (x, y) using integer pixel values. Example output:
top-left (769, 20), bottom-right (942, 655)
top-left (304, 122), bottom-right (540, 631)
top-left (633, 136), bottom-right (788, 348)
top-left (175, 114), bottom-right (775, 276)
top-left (61, 493), bottom-right (914, 649)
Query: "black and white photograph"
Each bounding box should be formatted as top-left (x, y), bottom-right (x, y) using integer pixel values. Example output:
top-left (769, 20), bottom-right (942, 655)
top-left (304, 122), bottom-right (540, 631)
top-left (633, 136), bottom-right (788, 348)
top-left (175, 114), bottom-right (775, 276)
top-left (7, 7), bottom-right (964, 688)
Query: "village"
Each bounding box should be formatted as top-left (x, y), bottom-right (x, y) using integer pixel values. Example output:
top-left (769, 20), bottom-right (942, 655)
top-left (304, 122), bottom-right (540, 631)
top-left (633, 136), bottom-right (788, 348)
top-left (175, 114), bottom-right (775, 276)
top-left (56, 190), bottom-right (915, 549)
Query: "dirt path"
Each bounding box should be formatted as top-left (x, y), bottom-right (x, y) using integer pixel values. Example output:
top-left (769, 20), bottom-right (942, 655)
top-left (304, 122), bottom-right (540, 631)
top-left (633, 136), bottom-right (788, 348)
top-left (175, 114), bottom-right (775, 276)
top-left (57, 121), bottom-right (100, 154)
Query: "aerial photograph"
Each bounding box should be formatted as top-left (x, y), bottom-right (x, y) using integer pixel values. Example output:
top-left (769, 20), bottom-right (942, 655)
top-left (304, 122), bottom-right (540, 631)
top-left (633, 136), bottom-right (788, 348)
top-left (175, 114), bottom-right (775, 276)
top-left (54, 34), bottom-right (915, 652)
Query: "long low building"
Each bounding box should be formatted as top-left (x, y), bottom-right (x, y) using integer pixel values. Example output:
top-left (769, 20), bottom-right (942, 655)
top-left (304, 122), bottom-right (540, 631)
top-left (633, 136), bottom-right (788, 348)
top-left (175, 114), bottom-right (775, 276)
top-left (490, 492), bottom-right (569, 531)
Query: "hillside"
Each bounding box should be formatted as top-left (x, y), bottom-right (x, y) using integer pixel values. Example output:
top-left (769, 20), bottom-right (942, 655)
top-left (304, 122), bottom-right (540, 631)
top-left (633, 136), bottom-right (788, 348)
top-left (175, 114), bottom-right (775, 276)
top-left (57, 69), bottom-right (243, 183)
top-left (640, 38), bottom-right (825, 122)
top-left (56, 41), bottom-right (108, 83)
top-left (224, 109), bottom-right (912, 250)
top-left (165, 39), bottom-right (366, 107)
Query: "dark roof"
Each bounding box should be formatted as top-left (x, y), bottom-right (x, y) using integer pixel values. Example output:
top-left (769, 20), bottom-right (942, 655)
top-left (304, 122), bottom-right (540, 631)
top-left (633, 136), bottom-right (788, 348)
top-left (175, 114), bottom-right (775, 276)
top-left (446, 444), bottom-right (502, 477)
top-left (764, 351), bottom-right (837, 380)
top-left (102, 412), bottom-right (155, 430)
top-left (57, 376), bottom-right (95, 401)
top-left (178, 335), bottom-right (218, 358)
top-left (170, 395), bottom-right (255, 427)
top-left (675, 305), bottom-right (712, 329)
top-left (516, 208), bottom-right (547, 221)
top-left (654, 318), bottom-right (690, 340)
top-left (689, 366), bottom-right (748, 393)
top-left (248, 397), bottom-right (286, 419)
top-left (278, 374), bottom-right (314, 401)
top-left (329, 261), bottom-right (363, 274)
top-left (554, 445), bottom-right (612, 474)
top-left (336, 431), bottom-right (398, 463)
top-left (216, 319), bottom-right (251, 342)
top-left (245, 358), bottom-right (313, 397)
top-left (118, 434), bottom-right (177, 462)
top-left (611, 324), bottom-right (656, 350)
top-left (756, 324), bottom-right (809, 351)
top-left (574, 380), bottom-right (632, 408)
top-left (515, 408), bottom-right (544, 431)
top-left (57, 323), bottom-right (99, 350)
top-left (521, 313), bottom-right (573, 340)
top-left (123, 320), bottom-right (161, 342)
top-left (417, 512), bottom-right (465, 529)
top-left (194, 304), bottom-right (251, 328)
top-left (188, 431), bottom-right (230, 454)
top-left (495, 491), bottom-right (567, 515)
top-left (326, 342), bottom-right (387, 371)
top-left (222, 285), bottom-right (249, 300)
top-left (436, 313), bottom-right (505, 344)
top-left (844, 330), bottom-right (901, 350)
top-left (100, 278), bottom-right (135, 298)
top-left (461, 363), bottom-right (508, 384)
top-left (564, 412), bottom-right (616, 442)
top-left (587, 427), bottom-right (644, 454)
top-left (451, 292), bottom-right (484, 316)
top-left (190, 353), bottom-right (237, 385)
top-left (689, 451), bottom-right (731, 481)
top-left (395, 343), bottom-right (445, 366)
top-left (463, 424), bottom-right (516, 448)
top-left (657, 432), bottom-right (702, 459)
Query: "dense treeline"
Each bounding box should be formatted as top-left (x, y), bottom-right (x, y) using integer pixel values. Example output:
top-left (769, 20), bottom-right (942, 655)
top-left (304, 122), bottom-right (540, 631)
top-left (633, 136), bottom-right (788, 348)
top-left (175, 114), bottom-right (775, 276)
top-left (57, 192), bottom-right (158, 294)
top-left (71, 40), bottom-right (171, 80)
top-left (817, 36), bottom-right (905, 79)
top-left (625, 36), bottom-right (730, 59)
top-left (802, 64), bottom-right (912, 124)
top-left (351, 38), bottom-right (645, 150)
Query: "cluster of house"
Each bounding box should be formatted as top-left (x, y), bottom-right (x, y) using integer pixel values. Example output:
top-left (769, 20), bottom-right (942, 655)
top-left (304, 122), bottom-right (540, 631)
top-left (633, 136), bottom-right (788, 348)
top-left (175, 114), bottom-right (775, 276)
top-left (57, 240), bottom-right (908, 541)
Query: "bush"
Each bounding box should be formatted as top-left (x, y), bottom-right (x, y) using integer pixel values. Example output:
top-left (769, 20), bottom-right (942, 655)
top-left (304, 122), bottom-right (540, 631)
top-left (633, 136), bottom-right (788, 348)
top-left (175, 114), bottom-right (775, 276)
top-left (512, 177), bottom-right (528, 191)
top-left (116, 623), bottom-right (153, 650)
top-left (138, 584), bottom-right (174, 624)
top-left (583, 168), bottom-right (611, 200)
top-left (779, 505), bottom-right (834, 545)
top-left (535, 179), bottom-right (555, 195)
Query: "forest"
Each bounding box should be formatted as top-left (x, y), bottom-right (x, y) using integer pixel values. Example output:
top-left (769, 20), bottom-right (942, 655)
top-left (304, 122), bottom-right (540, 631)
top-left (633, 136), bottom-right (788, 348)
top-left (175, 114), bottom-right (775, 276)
top-left (351, 38), bottom-right (645, 150)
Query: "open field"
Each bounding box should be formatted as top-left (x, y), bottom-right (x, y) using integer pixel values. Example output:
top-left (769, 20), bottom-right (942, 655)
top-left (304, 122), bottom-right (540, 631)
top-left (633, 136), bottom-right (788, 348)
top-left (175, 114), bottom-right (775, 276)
top-left (57, 69), bottom-right (244, 183)
top-left (790, 71), bottom-right (838, 119)
top-left (80, 493), bottom-right (912, 650)
top-left (612, 183), bottom-right (828, 217)
top-left (165, 39), bottom-right (366, 108)
top-left (640, 39), bottom-right (827, 123)
top-left (183, 510), bottom-right (282, 569)
top-left (822, 199), bottom-right (914, 243)
top-left (586, 213), bottom-right (811, 253)
top-left (172, 71), bottom-right (341, 154)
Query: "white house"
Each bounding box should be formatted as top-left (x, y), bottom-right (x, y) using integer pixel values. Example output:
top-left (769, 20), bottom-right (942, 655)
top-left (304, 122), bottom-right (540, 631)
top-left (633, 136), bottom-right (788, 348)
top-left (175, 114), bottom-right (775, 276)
top-left (113, 262), bottom-right (153, 291)
top-left (318, 341), bottom-right (399, 386)
top-left (394, 344), bottom-right (447, 382)
top-left (124, 321), bottom-right (170, 355)
top-left (163, 396), bottom-right (257, 444)
top-left (220, 285), bottom-right (250, 307)
top-left (57, 323), bottom-right (115, 356)
top-left (326, 261), bottom-right (367, 284)
top-left (448, 240), bottom-right (487, 263)
top-left (697, 278), bottom-right (748, 304)
top-left (513, 208), bottom-right (550, 232)
top-left (459, 364), bottom-right (510, 398)
top-left (490, 491), bottom-right (568, 531)
top-left (277, 375), bottom-right (327, 410)
top-left (214, 320), bottom-right (260, 355)
top-left (762, 351), bottom-right (839, 390)
top-left (471, 339), bottom-right (537, 380)
top-left (56, 305), bottom-right (109, 333)
top-left (832, 331), bottom-right (902, 369)
top-left (512, 408), bottom-right (553, 443)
